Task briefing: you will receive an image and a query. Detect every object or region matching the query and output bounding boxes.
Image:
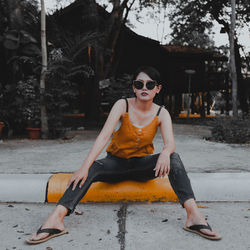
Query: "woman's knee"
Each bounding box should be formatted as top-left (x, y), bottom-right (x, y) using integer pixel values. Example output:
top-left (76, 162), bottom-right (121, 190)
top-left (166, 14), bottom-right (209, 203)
top-left (170, 152), bottom-right (180, 159)
top-left (88, 161), bottom-right (103, 179)
top-left (170, 152), bottom-right (185, 172)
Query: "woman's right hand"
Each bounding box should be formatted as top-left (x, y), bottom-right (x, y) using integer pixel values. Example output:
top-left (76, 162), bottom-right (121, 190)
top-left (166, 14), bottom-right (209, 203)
top-left (67, 167), bottom-right (89, 190)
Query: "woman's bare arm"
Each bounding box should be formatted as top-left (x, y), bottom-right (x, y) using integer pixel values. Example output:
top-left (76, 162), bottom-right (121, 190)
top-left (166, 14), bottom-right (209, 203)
top-left (159, 108), bottom-right (176, 155)
top-left (68, 99), bottom-right (126, 189)
top-left (154, 108), bottom-right (176, 177)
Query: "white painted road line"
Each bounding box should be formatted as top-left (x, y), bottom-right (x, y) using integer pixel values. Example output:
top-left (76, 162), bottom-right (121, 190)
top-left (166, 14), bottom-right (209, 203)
top-left (190, 173), bottom-right (250, 201)
top-left (0, 174), bottom-right (52, 202)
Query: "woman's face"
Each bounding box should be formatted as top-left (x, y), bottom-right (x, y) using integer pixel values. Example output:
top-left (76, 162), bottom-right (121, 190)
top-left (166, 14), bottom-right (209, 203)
top-left (132, 72), bottom-right (161, 101)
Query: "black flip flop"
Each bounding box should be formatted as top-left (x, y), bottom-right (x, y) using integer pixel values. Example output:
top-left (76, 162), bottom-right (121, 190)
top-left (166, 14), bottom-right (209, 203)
top-left (183, 223), bottom-right (222, 240)
top-left (26, 227), bottom-right (69, 244)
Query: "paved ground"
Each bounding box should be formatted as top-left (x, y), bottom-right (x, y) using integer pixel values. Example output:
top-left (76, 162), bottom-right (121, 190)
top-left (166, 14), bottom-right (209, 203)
top-left (1, 202), bottom-right (250, 250)
top-left (0, 124), bottom-right (250, 250)
top-left (0, 124), bottom-right (249, 174)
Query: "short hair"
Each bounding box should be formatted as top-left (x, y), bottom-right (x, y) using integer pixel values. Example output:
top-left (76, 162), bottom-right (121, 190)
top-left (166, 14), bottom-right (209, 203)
top-left (132, 66), bottom-right (161, 83)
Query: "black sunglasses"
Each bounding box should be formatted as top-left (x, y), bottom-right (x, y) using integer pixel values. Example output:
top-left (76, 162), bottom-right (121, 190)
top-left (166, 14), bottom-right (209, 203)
top-left (133, 80), bottom-right (158, 90)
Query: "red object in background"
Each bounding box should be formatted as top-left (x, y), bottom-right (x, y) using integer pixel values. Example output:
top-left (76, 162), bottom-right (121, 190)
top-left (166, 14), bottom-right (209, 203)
top-left (0, 122), bottom-right (4, 137)
top-left (26, 128), bottom-right (41, 139)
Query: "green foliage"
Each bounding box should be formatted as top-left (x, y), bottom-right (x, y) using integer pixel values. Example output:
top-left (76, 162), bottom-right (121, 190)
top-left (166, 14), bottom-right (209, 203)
top-left (0, 0), bottom-right (40, 53)
top-left (0, 82), bottom-right (12, 121)
top-left (0, 0), bottom-right (97, 136)
top-left (0, 0), bottom-right (41, 134)
top-left (168, 0), bottom-right (215, 49)
top-left (168, 0), bottom-right (250, 49)
top-left (100, 74), bottom-right (134, 108)
top-left (45, 48), bottom-right (94, 138)
top-left (210, 117), bottom-right (250, 144)
top-left (15, 76), bottom-right (41, 127)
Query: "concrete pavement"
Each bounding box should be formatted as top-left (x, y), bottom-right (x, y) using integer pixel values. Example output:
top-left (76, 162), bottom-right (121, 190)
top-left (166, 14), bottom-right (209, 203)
top-left (0, 124), bottom-right (250, 249)
top-left (1, 202), bottom-right (250, 250)
top-left (0, 125), bottom-right (249, 174)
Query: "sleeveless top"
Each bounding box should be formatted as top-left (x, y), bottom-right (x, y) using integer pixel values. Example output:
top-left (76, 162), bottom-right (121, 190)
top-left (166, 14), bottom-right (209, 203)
top-left (106, 98), bottom-right (164, 159)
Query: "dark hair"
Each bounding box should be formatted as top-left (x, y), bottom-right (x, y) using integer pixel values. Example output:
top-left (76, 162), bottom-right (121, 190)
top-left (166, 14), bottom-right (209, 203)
top-left (133, 66), bottom-right (161, 83)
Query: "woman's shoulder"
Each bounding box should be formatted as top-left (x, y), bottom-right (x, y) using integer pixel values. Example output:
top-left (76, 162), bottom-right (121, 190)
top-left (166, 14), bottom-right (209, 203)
top-left (111, 98), bottom-right (128, 114)
top-left (154, 104), bottom-right (171, 119)
top-left (122, 97), bottom-right (137, 108)
top-left (154, 103), bottom-right (167, 112)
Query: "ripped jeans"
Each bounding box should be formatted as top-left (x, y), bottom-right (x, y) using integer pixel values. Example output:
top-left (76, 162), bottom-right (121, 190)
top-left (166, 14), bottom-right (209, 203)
top-left (58, 152), bottom-right (195, 215)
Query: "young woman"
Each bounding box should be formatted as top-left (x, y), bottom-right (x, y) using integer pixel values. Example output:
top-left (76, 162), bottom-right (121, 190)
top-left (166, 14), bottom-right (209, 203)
top-left (27, 66), bottom-right (221, 244)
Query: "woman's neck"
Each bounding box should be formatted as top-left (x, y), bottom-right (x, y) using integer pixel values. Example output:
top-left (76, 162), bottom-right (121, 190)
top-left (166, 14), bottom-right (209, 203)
top-left (133, 98), bottom-right (153, 112)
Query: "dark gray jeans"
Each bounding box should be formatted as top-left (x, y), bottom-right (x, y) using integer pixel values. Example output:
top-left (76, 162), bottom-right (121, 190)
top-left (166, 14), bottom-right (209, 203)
top-left (58, 152), bottom-right (195, 215)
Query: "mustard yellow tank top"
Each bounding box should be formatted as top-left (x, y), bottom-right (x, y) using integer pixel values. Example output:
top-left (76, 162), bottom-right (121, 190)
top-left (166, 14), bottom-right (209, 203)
top-left (106, 98), bottom-right (163, 159)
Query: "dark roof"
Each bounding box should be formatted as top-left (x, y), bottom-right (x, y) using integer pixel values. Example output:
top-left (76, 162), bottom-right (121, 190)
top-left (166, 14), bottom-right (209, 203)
top-left (161, 45), bottom-right (227, 61)
top-left (49, 1), bottom-right (228, 93)
top-left (51, 0), bottom-right (109, 21)
top-left (162, 45), bottom-right (209, 54)
top-left (51, 1), bottom-right (226, 61)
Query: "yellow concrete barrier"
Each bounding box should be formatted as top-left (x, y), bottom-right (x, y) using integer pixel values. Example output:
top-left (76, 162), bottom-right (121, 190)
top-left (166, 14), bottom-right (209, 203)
top-left (178, 113), bottom-right (215, 118)
top-left (47, 173), bottom-right (178, 203)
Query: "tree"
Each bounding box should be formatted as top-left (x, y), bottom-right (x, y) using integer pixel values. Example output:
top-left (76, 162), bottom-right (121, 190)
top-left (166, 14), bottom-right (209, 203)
top-left (78, 0), bottom-right (138, 122)
top-left (45, 37), bottom-right (94, 137)
top-left (168, 0), bottom-right (215, 49)
top-left (168, 0), bottom-right (250, 115)
top-left (40, 0), bottom-right (49, 138)
top-left (0, 0), bottom-right (41, 132)
top-left (229, 0), bottom-right (238, 117)
top-left (53, 0), bottom-right (168, 122)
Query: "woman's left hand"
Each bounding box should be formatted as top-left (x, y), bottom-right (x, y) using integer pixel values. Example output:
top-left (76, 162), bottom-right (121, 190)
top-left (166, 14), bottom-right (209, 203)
top-left (153, 152), bottom-right (171, 177)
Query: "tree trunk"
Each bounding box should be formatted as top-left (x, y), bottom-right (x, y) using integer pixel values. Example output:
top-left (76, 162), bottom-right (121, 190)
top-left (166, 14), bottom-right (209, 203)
top-left (229, 0), bottom-right (238, 117)
top-left (211, 3), bottom-right (243, 117)
top-left (6, 0), bottom-right (22, 86)
top-left (84, 0), bottom-right (101, 123)
top-left (40, 0), bottom-right (49, 138)
top-left (225, 73), bottom-right (230, 115)
top-left (103, 1), bottom-right (131, 79)
top-left (234, 40), bottom-right (248, 115)
top-left (83, 0), bottom-right (134, 123)
top-left (85, 0), bottom-right (131, 122)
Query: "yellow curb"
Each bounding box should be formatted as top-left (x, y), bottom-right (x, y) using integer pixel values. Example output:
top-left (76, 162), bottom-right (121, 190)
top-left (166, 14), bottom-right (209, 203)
top-left (178, 113), bottom-right (215, 118)
top-left (47, 173), bottom-right (178, 203)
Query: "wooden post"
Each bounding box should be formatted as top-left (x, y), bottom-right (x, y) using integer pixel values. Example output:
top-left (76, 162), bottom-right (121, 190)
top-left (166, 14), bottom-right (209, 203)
top-left (169, 95), bottom-right (173, 117)
top-left (206, 92), bottom-right (211, 115)
top-left (225, 73), bottom-right (230, 115)
top-left (201, 92), bottom-right (206, 118)
top-left (172, 95), bottom-right (175, 117)
top-left (191, 93), bottom-right (195, 114)
top-left (182, 93), bottom-right (185, 111)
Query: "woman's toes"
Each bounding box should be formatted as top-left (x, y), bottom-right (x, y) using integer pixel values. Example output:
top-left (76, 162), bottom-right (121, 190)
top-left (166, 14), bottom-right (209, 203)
top-left (201, 229), bottom-right (217, 236)
top-left (30, 232), bottom-right (48, 241)
top-left (29, 233), bottom-right (37, 240)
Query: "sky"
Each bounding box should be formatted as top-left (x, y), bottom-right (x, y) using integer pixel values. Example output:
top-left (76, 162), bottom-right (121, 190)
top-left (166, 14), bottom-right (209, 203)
top-left (44, 0), bottom-right (250, 53)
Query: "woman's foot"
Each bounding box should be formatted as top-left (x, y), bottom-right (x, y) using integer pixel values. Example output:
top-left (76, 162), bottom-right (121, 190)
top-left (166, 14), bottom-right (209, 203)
top-left (185, 214), bottom-right (219, 237)
top-left (184, 199), bottom-right (221, 239)
top-left (29, 205), bottom-right (68, 242)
